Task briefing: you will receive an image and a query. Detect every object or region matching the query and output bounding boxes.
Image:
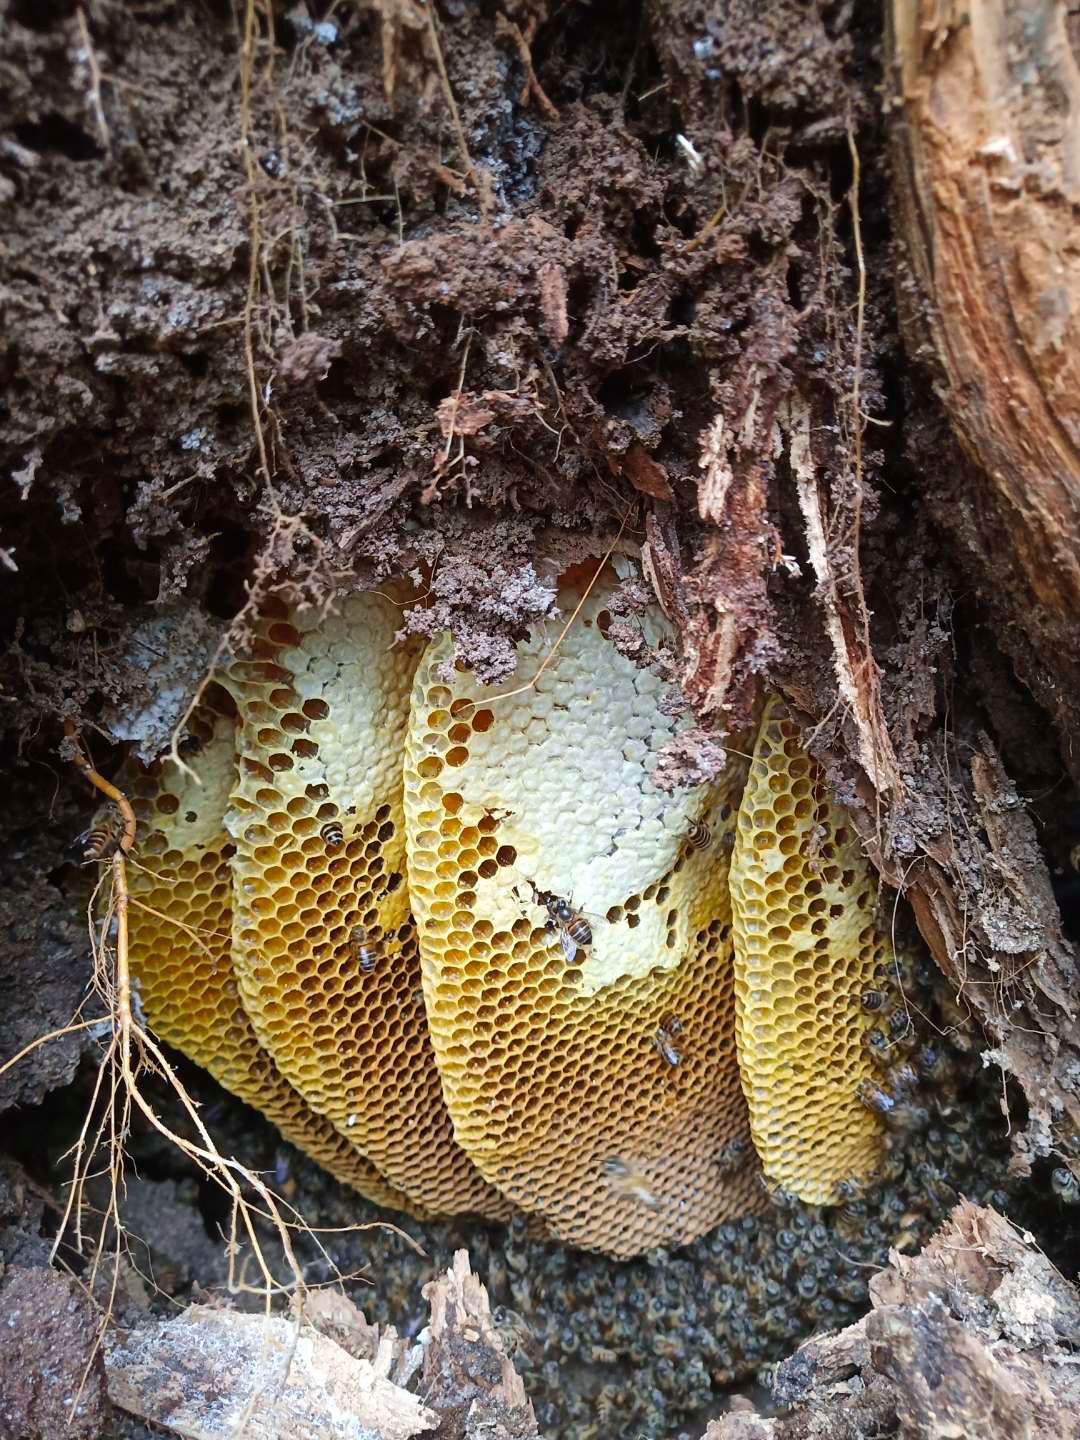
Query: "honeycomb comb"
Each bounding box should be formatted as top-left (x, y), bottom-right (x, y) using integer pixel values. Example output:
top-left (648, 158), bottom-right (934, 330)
top-left (220, 593), bottom-right (510, 1219)
top-left (125, 710), bottom-right (415, 1211)
top-left (728, 697), bottom-right (887, 1203)
top-left (404, 581), bottom-right (764, 1257)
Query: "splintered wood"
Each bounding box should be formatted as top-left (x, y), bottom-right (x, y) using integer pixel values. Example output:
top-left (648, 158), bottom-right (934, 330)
top-left (106, 1306), bottom-right (437, 1440)
top-left (888, 0), bottom-right (1080, 779)
top-left (705, 1202), bottom-right (1080, 1440)
top-left (105, 1256), bottom-right (539, 1440)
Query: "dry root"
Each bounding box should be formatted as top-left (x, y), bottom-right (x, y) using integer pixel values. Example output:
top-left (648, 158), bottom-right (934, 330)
top-left (0, 724), bottom-right (407, 1424)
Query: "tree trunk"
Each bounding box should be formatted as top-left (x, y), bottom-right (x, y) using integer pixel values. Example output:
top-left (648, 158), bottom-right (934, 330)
top-left (888, 0), bottom-right (1080, 777)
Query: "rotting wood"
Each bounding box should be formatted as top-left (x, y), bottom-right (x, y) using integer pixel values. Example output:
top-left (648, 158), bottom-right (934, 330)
top-left (787, 396), bottom-right (901, 801)
top-left (882, 0), bottom-right (1080, 1169)
top-left (421, 1251), bottom-right (538, 1440)
top-left (707, 1201), bottom-right (1080, 1440)
top-left (887, 0), bottom-right (1080, 779)
top-left (106, 1305), bottom-right (437, 1440)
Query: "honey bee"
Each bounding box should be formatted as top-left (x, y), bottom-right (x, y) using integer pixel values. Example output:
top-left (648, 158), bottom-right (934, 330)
top-left (490, 1306), bottom-right (536, 1363)
top-left (544, 894), bottom-right (592, 963)
top-left (602, 1156), bottom-right (662, 1210)
top-left (795, 1271), bottom-right (819, 1302)
top-left (351, 926), bottom-right (382, 973)
top-left (740, 1263), bottom-right (769, 1307)
top-left (913, 1160), bottom-right (954, 1207)
top-left (864, 1026), bottom-right (891, 1060)
top-left (652, 1024), bottom-right (681, 1067)
top-left (758, 1175), bottom-right (801, 1209)
top-left (685, 818), bottom-right (713, 851)
top-left (834, 1176), bottom-right (864, 1202)
top-left (321, 819), bottom-right (344, 847)
top-left (860, 989), bottom-right (885, 1011)
top-left (888, 1061), bottom-right (919, 1097)
top-left (886, 1101), bottom-right (931, 1134)
top-left (914, 1044), bottom-right (944, 1081)
top-left (857, 1079), bottom-right (896, 1115)
top-left (1051, 1167), bottom-right (1079, 1206)
top-left (78, 804), bottom-right (124, 861)
top-left (892, 1210), bottom-right (926, 1251)
top-left (715, 1135), bottom-right (749, 1174)
top-left (887, 1006), bottom-right (915, 1045)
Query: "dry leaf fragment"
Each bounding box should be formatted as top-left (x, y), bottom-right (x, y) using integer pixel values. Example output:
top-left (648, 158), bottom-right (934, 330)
top-left (538, 260), bottom-right (569, 348)
top-left (622, 442), bottom-right (674, 501)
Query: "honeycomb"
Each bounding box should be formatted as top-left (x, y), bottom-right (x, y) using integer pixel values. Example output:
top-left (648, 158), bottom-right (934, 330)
top-left (115, 578), bottom-right (902, 1251)
top-left (218, 592), bottom-right (510, 1220)
top-left (728, 697), bottom-right (887, 1203)
top-left (403, 582), bottom-right (764, 1257)
top-left (124, 709), bottom-right (414, 1211)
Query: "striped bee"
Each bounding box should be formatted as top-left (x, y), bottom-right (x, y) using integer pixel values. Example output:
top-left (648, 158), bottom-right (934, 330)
top-left (856, 1080), bottom-right (896, 1115)
top-left (603, 1156), bottom-right (662, 1210)
top-left (352, 927), bottom-right (383, 974)
top-left (685, 818), bottom-right (713, 851)
top-left (652, 1024), bottom-right (681, 1067)
top-left (320, 819), bottom-right (344, 847)
top-left (544, 895), bottom-right (592, 963)
top-left (78, 804), bottom-right (124, 862)
top-left (1051, 1167), bottom-right (1080, 1206)
top-left (715, 1134), bottom-right (749, 1174)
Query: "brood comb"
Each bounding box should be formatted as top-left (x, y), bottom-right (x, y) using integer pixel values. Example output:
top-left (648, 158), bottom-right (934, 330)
top-left (124, 709), bottom-right (415, 1210)
top-left (219, 593), bottom-right (509, 1219)
top-left (728, 697), bottom-right (888, 1203)
top-left (403, 581), bottom-right (763, 1257)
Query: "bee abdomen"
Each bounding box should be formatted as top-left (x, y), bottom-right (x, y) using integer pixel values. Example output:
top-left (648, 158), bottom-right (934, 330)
top-left (566, 916), bottom-right (592, 947)
top-left (351, 926), bottom-right (383, 973)
top-left (81, 805), bottom-right (123, 861)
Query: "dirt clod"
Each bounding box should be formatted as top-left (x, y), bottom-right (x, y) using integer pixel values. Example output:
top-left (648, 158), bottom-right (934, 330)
top-left (0, 1266), bottom-right (108, 1440)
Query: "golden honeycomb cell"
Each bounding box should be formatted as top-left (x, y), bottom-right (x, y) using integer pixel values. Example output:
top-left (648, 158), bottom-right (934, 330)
top-left (124, 710), bottom-right (413, 1212)
top-left (728, 697), bottom-right (887, 1203)
top-left (404, 580), bottom-right (764, 1257)
top-left (220, 593), bottom-right (510, 1220)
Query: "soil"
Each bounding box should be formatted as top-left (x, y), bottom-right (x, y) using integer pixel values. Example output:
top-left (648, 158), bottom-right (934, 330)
top-left (1, 1), bottom-right (1079, 1437)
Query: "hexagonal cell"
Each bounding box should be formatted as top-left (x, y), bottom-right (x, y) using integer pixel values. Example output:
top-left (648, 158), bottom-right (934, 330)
top-left (221, 596), bottom-right (509, 1221)
top-left (404, 578), bottom-right (762, 1258)
top-left (123, 711), bottom-right (415, 1214)
top-left (729, 696), bottom-right (888, 1205)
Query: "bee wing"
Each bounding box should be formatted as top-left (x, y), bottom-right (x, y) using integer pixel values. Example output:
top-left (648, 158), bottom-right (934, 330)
top-left (558, 928), bottom-right (578, 964)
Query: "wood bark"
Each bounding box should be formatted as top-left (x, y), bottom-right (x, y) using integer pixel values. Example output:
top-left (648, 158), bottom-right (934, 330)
top-left (887, 0), bottom-right (1080, 775)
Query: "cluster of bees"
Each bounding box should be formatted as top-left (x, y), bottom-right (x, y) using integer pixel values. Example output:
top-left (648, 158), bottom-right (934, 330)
top-left (477, 959), bottom-right (1022, 1440)
top-left (352, 1002), bottom-right (1020, 1440)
